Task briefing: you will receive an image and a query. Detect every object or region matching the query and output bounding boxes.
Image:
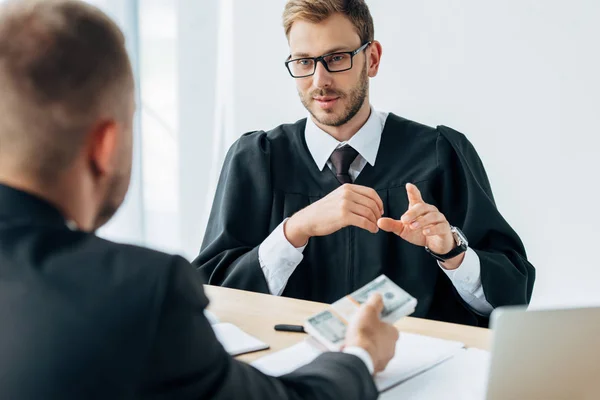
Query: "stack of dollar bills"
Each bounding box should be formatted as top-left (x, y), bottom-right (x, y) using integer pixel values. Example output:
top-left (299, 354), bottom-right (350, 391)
top-left (304, 275), bottom-right (417, 351)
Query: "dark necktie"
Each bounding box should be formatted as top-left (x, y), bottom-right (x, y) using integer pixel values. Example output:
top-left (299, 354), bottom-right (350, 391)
top-left (330, 145), bottom-right (359, 184)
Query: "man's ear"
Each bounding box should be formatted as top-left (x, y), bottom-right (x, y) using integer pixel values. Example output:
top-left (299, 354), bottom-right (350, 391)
top-left (367, 40), bottom-right (383, 78)
top-left (88, 121), bottom-right (118, 178)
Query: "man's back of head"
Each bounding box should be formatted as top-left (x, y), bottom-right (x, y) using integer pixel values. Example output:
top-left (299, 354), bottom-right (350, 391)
top-left (0, 0), bottom-right (135, 230)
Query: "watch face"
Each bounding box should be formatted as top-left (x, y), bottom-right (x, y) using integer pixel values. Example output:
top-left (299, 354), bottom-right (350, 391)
top-left (451, 226), bottom-right (468, 247)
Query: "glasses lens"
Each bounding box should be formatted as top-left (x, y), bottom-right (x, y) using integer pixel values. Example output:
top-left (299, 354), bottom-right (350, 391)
top-left (289, 58), bottom-right (315, 77)
top-left (323, 53), bottom-right (352, 72)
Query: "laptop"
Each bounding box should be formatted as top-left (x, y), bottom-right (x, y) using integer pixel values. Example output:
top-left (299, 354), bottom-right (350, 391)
top-left (486, 306), bottom-right (600, 400)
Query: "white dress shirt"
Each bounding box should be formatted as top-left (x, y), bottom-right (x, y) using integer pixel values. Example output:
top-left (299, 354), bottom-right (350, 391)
top-left (258, 108), bottom-right (494, 315)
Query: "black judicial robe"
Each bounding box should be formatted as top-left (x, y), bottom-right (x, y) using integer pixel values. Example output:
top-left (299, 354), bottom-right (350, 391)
top-left (195, 114), bottom-right (535, 327)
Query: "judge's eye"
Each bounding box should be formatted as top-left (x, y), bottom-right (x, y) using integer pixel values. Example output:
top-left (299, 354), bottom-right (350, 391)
top-left (295, 59), bottom-right (314, 67)
top-left (326, 54), bottom-right (349, 64)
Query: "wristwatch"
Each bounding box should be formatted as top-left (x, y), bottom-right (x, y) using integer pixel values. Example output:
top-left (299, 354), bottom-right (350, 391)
top-left (425, 226), bottom-right (468, 262)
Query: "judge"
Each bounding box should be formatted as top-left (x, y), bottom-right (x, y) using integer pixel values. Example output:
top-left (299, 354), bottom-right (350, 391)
top-left (196, 0), bottom-right (535, 327)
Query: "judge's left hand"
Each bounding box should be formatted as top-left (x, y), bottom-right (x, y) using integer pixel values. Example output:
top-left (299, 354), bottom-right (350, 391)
top-left (377, 183), bottom-right (464, 270)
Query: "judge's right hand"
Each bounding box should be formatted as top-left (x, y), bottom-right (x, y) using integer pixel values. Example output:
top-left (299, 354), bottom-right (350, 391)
top-left (345, 293), bottom-right (399, 373)
top-left (284, 184), bottom-right (384, 247)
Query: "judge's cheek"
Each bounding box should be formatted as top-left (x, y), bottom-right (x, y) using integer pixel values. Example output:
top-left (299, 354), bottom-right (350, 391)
top-left (296, 79), bottom-right (313, 93)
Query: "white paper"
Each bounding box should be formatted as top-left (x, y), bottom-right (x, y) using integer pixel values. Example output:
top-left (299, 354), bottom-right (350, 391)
top-left (375, 333), bottom-right (465, 391)
top-left (380, 348), bottom-right (491, 400)
top-left (252, 333), bottom-right (465, 392)
top-left (251, 337), bottom-right (325, 376)
top-left (212, 322), bottom-right (269, 356)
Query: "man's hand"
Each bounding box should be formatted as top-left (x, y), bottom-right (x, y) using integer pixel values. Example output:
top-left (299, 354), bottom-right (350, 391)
top-left (345, 293), bottom-right (399, 373)
top-left (284, 184), bottom-right (384, 247)
top-left (377, 183), bottom-right (464, 270)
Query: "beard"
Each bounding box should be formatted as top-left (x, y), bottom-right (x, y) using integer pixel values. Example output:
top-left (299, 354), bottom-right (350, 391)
top-left (300, 62), bottom-right (369, 127)
top-left (93, 171), bottom-right (129, 230)
top-left (92, 142), bottom-right (132, 231)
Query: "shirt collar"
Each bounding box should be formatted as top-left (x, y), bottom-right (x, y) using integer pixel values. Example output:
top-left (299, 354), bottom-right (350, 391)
top-left (304, 107), bottom-right (389, 170)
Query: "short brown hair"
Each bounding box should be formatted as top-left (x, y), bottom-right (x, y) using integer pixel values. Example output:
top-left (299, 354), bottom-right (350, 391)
top-left (283, 0), bottom-right (374, 44)
top-left (0, 0), bottom-right (133, 180)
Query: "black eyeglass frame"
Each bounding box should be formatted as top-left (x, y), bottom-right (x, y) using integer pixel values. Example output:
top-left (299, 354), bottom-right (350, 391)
top-left (285, 41), bottom-right (372, 78)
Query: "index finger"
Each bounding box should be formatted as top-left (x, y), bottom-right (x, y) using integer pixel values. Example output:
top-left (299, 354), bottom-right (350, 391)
top-left (406, 183), bottom-right (424, 206)
top-left (350, 185), bottom-right (384, 213)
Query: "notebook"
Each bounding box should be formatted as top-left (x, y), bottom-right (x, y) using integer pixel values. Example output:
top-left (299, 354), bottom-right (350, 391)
top-left (212, 322), bottom-right (270, 356)
top-left (252, 332), bottom-right (464, 392)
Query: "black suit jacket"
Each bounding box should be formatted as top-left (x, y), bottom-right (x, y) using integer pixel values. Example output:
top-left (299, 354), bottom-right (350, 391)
top-left (0, 184), bottom-right (377, 400)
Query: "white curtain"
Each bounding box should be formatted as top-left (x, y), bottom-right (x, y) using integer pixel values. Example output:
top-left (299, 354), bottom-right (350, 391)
top-left (88, 0), bottom-right (235, 260)
top-left (175, 0), bottom-right (235, 260)
top-left (204, 0), bottom-right (236, 230)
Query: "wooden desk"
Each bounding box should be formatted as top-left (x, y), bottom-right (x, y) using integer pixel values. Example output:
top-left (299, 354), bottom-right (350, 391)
top-left (205, 285), bottom-right (491, 363)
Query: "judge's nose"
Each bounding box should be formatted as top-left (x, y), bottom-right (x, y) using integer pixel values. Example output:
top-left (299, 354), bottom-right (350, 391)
top-left (312, 61), bottom-right (333, 89)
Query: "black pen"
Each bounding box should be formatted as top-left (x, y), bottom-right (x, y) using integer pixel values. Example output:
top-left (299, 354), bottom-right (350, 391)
top-left (274, 324), bottom-right (305, 333)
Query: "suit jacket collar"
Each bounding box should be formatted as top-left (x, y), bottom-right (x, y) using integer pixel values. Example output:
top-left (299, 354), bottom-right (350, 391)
top-left (0, 183), bottom-right (67, 227)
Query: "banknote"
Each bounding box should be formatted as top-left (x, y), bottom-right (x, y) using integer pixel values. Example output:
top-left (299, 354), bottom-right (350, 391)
top-left (304, 310), bottom-right (347, 351)
top-left (338, 275), bottom-right (417, 323)
top-left (304, 275), bottom-right (417, 350)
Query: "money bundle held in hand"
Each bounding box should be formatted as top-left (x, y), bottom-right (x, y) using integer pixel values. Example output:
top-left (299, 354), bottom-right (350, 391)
top-left (304, 275), bottom-right (417, 351)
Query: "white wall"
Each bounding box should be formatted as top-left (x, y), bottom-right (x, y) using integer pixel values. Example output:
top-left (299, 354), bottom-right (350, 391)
top-left (229, 0), bottom-right (600, 308)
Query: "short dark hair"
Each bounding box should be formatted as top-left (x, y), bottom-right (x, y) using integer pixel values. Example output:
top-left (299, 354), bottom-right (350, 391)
top-left (0, 0), bottom-right (133, 179)
top-left (283, 0), bottom-right (375, 44)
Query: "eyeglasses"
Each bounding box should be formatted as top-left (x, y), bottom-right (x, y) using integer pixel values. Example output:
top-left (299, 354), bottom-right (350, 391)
top-left (285, 42), bottom-right (371, 78)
